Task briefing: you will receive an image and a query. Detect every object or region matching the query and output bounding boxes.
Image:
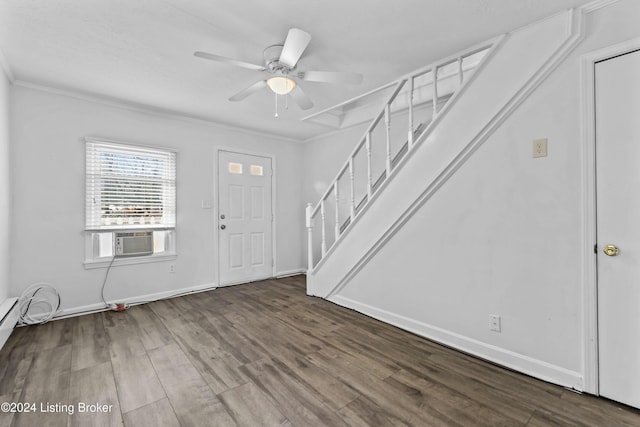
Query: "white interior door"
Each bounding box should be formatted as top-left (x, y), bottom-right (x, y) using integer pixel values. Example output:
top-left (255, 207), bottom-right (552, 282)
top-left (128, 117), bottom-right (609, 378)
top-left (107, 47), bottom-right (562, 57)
top-left (218, 151), bottom-right (273, 286)
top-left (596, 49), bottom-right (640, 409)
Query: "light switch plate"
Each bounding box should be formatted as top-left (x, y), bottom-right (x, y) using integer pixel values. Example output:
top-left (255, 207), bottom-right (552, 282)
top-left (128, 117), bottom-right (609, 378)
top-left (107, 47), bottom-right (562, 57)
top-left (489, 314), bottom-right (501, 332)
top-left (533, 138), bottom-right (548, 158)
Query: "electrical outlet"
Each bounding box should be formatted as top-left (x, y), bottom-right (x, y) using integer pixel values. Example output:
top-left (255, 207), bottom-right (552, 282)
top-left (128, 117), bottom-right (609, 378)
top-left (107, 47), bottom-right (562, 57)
top-left (489, 314), bottom-right (501, 332)
top-left (533, 138), bottom-right (548, 158)
top-left (169, 264), bottom-right (176, 273)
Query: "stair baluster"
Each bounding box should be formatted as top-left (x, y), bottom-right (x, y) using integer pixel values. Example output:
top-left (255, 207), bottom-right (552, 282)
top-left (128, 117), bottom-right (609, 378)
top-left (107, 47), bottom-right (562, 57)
top-left (320, 199), bottom-right (326, 256)
top-left (366, 132), bottom-right (372, 200)
top-left (385, 104), bottom-right (392, 176)
top-left (305, 43), bottom-right (493, 271)
top-left (349, 157), bottom-right (355, 220)
top-left (432, 66), bottom-right (438, 119)
top-left (408, 77), bottom-right (415, 150)
top-left (334, 181), bottom-right (340, 240)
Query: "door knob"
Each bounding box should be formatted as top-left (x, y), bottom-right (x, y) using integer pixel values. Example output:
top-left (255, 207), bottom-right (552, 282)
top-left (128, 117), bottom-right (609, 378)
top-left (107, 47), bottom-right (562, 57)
top-left (220, 224), bottom-right (226, 230)
top-left (603, 244), bottom-right (619, 256)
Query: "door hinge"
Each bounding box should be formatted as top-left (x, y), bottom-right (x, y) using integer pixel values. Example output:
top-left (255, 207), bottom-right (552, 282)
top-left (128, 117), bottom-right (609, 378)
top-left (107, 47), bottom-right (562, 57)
top-left (594, 244), bottom-right (597, 254)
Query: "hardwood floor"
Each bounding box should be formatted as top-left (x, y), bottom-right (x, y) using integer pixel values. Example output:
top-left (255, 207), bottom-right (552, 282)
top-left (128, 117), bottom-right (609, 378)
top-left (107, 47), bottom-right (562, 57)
top-left (0, 275), bottom-right (638, 426)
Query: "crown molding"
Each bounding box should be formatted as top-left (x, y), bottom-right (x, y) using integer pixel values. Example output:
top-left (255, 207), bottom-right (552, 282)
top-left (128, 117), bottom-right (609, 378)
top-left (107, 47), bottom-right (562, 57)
top-left (12, 79), bottom-right (302, 144)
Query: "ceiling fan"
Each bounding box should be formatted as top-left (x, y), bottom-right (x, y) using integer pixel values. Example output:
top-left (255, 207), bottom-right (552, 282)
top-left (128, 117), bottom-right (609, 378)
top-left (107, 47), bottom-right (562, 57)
top-left (194, 28), bottom-right (363, 114)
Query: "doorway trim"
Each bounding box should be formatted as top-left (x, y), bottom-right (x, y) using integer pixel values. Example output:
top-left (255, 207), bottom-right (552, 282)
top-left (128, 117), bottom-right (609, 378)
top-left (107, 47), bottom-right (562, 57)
top-left (215, 147), bottom-right (277, 286)
top-left (581, 37), bottom-right (640, 395)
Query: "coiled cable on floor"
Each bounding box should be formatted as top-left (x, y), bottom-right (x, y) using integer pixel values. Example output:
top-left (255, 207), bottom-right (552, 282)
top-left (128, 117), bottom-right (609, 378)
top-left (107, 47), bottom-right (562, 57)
top-left (18, 282), bottom-right (61, 325)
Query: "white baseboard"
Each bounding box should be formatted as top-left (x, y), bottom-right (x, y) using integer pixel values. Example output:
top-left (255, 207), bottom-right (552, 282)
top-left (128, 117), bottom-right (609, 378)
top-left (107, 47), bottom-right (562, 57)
top-left (275, 269), bottom-right (306, 278)
top-left (0, 298), bottom-right (20, 351)
top-left (51, 272), bottom-right (305, 321)
top-left (330, 294), bottom-right (584, 391)
top-left (53, 282), bottom-right (218, 320)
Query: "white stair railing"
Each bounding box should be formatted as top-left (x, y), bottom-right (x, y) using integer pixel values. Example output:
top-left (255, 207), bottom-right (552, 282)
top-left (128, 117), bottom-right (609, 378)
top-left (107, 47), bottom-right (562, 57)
top-left (306, 43), bottom-right (493, 271)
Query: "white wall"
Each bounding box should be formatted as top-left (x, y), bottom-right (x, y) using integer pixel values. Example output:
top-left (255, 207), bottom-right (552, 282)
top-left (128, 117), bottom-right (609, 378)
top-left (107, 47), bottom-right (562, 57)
top-left (303, 124), bottom-right (368, 205)
top-left (10, 85), bottom-right (305, 315)
top-left (302, 0), bottom-right (640, 390)
top-left (0, 63), bottom-right (10, 303)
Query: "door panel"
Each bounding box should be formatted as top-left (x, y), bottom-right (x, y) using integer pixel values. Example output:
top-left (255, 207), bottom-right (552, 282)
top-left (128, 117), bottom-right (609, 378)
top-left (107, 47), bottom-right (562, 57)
top-left (229, 185), bottom-right (244, 219)
top-left (229, 234), bottom-right (244, 269)
top-left (596, 49), bottom-right (640, 409)
top-left (218, 151), bottom-right (273, 285)
top-left (250, 187), bottom-right (264, 219)
top-left (251, 232), bottom-right (265, 266)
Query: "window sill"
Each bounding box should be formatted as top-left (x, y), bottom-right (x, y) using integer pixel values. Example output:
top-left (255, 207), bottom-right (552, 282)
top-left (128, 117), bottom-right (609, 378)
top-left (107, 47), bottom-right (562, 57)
top-left (84, 252), bottom-right (177, 269)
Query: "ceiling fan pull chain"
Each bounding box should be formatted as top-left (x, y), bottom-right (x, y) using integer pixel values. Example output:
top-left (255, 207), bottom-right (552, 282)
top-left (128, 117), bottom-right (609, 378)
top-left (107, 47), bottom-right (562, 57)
top-left (274, 92), bottom-right (279, 118)
top-left (285, 77), bottom-right (289, 110)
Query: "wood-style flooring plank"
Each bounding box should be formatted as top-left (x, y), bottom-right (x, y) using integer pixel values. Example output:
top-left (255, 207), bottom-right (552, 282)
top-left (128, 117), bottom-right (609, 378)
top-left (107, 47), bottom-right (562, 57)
top-left (0, 326), bottom-right (37, 395)
top-left (122, 398), bottom-right (181, 427)
top-left (68, 361), bottom-right (122, 427)
top-left (111, 353), bottom-right (166, 413)
top-left (240, 357), bottom-right (348, 427)
top-left (383, 348), bottom-right (535, 423)
top-left (12, 344), bottom-right (72, 427)
top-left (218, 382), bottom-right (291, 426)
top-left (125, 305), bottom-right (174, 351)
top-left (197, 314), bottom-right (269, 364)
top-left (336, 395), bottom-right (412, 427)
top-left (0, 391), bottom-right (20, 427)
top-left (32, 317), bottom-right (73, 351)
top-left (160, 315), bottom-right (249, 394)
top-left (270, 353), bottom-right (360, 411)
top-left (384, 369), bottom-right (517, 427)
top-left (71, 313), bottom-right (109, 372)
top-left (306, 348), bottom-right (469, 426)
top-left (321, 331), bottom-right (402, 380)
top-left (148, 343), bottom-right (235, 426)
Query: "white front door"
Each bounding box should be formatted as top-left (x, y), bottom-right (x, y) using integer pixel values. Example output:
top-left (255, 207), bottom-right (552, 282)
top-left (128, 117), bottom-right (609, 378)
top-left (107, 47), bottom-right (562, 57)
top-left (596, 49), bottom-right (640, 409)
top-left (218, 151), bottom-right (273, 286)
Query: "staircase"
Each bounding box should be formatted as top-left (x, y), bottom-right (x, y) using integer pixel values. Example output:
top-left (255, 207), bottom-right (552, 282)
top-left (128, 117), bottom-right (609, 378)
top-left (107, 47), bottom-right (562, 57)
top-left (303, 6), bottom-right (590, 391)
top-left (305, 8), bottom-right (584, 299)
top-left (305, 42), bottom-right (496, 272)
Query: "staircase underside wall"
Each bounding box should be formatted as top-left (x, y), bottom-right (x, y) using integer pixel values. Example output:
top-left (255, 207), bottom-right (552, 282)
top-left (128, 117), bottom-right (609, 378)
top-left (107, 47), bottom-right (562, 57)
top-left (309, 11), bottom-right (570, 296)
top-left (307, 1), bottom-right (640, 391)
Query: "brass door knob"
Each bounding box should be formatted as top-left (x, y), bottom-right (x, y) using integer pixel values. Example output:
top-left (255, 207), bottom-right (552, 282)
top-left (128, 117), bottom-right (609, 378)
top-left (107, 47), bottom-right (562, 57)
top-left (603, 244), bottom-right (619, 256)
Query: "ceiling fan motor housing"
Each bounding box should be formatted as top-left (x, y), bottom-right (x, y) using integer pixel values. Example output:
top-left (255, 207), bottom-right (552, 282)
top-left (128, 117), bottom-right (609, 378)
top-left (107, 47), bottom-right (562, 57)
top-left (264, 44), bottom-right (294, 74)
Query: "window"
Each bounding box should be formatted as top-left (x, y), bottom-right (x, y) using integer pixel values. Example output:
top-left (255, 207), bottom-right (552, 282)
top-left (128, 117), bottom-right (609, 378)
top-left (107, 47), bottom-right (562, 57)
top-left (250, 165), bottom-right (263, 176)
top-left (228, 162), bottom-right (243, 174)
top-left (84, 138), bottom-right (176, 265)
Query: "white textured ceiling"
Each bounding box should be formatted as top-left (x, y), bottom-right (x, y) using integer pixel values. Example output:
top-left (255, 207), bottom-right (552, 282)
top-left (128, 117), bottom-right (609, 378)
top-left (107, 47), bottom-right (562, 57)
top-left (0, 0), bottom-right (591, 141)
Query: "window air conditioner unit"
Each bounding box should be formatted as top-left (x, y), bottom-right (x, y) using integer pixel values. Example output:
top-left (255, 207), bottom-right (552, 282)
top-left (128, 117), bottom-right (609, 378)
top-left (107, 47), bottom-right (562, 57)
top-left (115, 231), bottom-right (153, 257)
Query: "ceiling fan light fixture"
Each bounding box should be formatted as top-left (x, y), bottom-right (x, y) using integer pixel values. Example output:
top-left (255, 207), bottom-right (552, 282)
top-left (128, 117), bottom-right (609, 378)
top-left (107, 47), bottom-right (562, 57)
top-left (266, 76), bottom-right (296, 95)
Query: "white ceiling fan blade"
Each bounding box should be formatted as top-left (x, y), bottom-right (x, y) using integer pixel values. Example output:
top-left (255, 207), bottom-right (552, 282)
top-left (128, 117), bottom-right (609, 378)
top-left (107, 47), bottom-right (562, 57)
top-left (279, 28), bottom-right (311, 68)
top-left (229, 80), bottom-right (267, 101)
top-left (194, 51), bottom-right (266, 71)
top-left (289, 86), bottom-right (314, 110)
top-left (298, 70), bottom-right (363, 85)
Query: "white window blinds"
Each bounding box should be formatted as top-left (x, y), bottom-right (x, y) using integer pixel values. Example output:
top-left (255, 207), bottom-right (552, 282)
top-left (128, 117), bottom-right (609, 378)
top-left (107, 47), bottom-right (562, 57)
top-left (86, 139), bottom-right (176, 230)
